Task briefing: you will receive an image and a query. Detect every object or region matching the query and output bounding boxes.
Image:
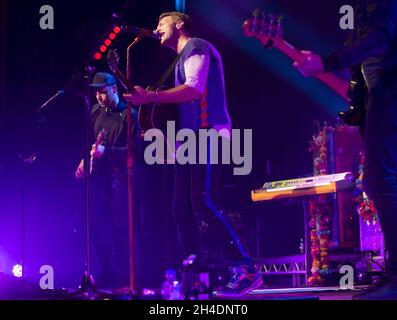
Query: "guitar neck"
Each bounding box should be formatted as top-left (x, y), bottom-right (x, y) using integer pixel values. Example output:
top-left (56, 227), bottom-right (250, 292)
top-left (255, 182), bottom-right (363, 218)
top-left (273, 39), bottom-right (349, 101)
top-left (114, 70), bottom-right (135, 92)
top-left (94, 129), bottom-right (105, 148)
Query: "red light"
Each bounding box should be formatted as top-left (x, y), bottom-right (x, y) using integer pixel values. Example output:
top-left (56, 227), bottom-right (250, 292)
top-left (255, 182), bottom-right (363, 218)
top-left (109, 33), bottom-right (116, 40)
top-left (113, 26), bottom-right (121, 34)
top-left (100, 45), bottom-right (107, 53)
top-left (94, 52), bottom-right (102, 60)
top-left (104, 39), bottom-right (112, 46)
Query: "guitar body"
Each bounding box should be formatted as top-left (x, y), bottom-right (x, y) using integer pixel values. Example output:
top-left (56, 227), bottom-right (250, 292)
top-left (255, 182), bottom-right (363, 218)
top-left (152, 103), bottom-right (179, 132)
top-left (137, 103), bottom-right (155, 133)
top-left (138, 86), bottom-right (179, 133)
top-left (138, 103), bottom-right (179, 133)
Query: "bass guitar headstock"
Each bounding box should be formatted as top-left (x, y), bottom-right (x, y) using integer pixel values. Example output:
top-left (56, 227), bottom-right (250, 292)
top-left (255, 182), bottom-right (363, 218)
top-left (243, 9), bottom-right (284, 48)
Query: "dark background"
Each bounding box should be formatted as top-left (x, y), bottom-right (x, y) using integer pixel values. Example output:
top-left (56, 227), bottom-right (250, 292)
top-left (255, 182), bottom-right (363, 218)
top-left (0, 0), bottom-right (352, 289)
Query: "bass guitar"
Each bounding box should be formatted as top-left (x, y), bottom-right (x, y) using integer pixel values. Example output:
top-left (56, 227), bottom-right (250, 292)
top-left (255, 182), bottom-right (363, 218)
top-left (243, 11), bottom-right (365, 126)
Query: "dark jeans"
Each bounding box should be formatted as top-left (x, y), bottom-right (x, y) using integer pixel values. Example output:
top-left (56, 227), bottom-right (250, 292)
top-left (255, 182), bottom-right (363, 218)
top-left (363, 82), bottom-right (397, 273)
top-left (172, 134), bottom-right (251, 266)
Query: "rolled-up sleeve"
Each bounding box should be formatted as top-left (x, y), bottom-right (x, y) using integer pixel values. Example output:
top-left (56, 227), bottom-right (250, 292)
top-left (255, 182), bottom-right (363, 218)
top-left (183, 52), bottom-right (210, 95)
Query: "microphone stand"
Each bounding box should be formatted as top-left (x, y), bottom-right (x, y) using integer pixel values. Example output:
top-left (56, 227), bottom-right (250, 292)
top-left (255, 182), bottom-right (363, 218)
top-left (45, 65), bottom-right (99, 299)
top-left (125, 34), bottom-right (145, 295)
top-left (78, 65), bottom-right (97, 297)
top-left (17, 92), bottom-right (60, 282)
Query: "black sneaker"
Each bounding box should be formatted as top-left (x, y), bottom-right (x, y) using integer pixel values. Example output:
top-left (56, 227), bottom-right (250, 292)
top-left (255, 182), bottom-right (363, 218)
top-left (226, 265), bottom-right (263, 295)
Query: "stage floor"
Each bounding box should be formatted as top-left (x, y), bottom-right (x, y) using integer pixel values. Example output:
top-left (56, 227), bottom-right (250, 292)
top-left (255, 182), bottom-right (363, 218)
top-left (212, 285), bottom-right (369, 300)
top-left (0, 279), bottom-right (369, 300)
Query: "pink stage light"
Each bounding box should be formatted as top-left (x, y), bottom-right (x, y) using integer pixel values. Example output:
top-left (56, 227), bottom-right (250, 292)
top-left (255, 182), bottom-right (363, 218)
top-left (94, 52), bottom-right (102, 60)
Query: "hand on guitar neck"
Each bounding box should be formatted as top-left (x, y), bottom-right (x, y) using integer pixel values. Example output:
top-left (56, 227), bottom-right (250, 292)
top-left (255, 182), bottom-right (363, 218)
top-left (292, 51), bottom-right (325, 78)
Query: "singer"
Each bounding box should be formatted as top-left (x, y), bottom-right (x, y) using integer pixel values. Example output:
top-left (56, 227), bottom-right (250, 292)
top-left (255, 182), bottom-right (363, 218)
top-left (123, 12), bottom-right (263, 296)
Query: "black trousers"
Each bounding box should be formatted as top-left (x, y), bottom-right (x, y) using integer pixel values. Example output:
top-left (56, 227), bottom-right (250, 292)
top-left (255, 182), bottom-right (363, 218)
top-left (172, 134), bottom-right (251, 266)
top-left (90, 162), bottom-right (130, 289)
top-left (363, 81), bottom-right (397, 273)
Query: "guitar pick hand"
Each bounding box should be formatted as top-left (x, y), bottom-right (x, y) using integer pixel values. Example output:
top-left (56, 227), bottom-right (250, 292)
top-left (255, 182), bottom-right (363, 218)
top-left (293, 51), bottom-right (325, 77)
top-left (91, 144), bottom-right (105, 159)
top-left (124, 86), bottom-right (157, 105)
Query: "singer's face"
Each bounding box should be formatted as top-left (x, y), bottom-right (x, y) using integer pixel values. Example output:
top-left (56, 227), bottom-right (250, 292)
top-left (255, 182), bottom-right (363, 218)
top-left (95, 86), bottom-right (116, 107)
top-left (156, 16), bottom-right (177, 47)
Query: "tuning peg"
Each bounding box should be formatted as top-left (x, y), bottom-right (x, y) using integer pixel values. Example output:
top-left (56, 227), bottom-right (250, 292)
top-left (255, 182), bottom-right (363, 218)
top-left (267, 13), bottom-right (277, 36)
top-left (259, 11), bottom-right (266, 34)
top-left (252, 8), bottom-right (261, 17)
top-left (251, 9), bottom-right (261, 33)
top-left (276, 15), bottom-right (283, 38)
top-left (268, 14), bottom-right (275, 30)
top-left (269, 13), bottom-right (276, 24)
top-left (277, 15), bottom-right (284, 26)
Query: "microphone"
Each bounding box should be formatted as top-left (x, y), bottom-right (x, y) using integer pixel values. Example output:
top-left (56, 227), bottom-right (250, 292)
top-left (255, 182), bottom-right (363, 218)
top-left (121, 25), bottom-right (161, 39)
top-left (37, 90), bottom-right (65, 113)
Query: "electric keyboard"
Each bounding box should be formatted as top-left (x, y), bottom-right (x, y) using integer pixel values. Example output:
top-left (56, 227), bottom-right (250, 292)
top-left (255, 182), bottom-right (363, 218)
top-left (251, 172), bottom-right (355, 202)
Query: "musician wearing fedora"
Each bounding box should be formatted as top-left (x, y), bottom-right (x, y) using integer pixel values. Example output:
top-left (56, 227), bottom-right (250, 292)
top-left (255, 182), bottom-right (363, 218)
top-left (75, 72), bottom-right (139, 291)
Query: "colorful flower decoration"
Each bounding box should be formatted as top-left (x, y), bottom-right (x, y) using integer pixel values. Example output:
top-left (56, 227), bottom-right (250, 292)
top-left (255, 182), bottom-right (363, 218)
top-left (354, 151), bottom-right (378, 225)
top-left (308, 124), bottom-right (379, 285)
top-left (307, 125), bottom-right (333, 286)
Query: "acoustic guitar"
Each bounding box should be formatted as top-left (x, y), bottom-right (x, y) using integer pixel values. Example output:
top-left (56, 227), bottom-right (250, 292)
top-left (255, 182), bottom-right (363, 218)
top-left (107, 49), bottom-right (178, 133)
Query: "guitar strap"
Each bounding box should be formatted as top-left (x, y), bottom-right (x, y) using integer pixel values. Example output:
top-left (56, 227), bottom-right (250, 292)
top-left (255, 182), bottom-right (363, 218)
top-left (153, 53), bottom-right (182, 90)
